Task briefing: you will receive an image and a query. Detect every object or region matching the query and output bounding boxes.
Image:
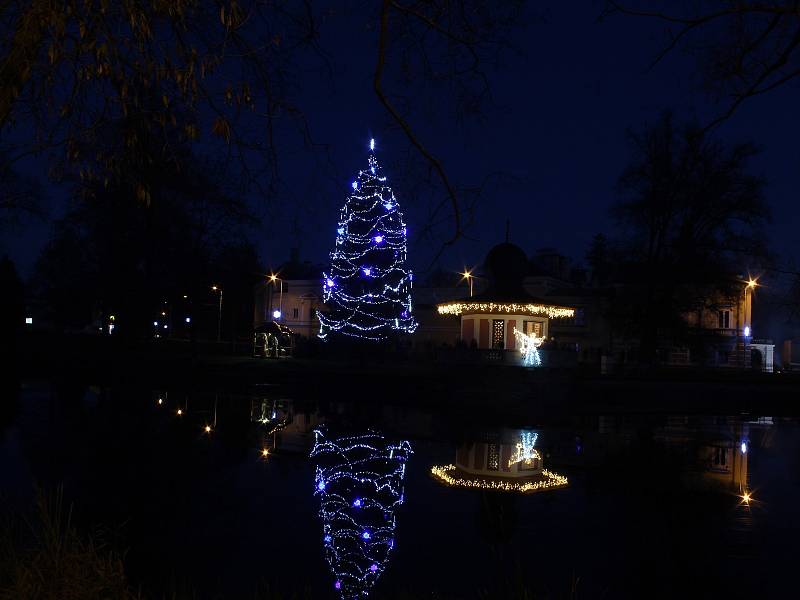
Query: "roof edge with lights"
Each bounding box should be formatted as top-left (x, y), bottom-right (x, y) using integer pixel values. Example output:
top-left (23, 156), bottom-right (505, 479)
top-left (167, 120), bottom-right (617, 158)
top-left (436, 301), bottom-right (575, 319)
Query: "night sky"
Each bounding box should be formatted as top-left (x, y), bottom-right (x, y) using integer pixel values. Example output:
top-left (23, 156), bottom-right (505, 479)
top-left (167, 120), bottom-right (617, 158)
top-left (2, 3), bottom-right (799, 279)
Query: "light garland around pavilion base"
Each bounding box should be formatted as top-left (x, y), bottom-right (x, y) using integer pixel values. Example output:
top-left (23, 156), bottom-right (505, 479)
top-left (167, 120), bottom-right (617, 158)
top-left (430, 464), bottom-right (568, 494)
top-left (437, 301), bottom-right (575, 319)
top-left (513, 327), bottom-right (544, 367)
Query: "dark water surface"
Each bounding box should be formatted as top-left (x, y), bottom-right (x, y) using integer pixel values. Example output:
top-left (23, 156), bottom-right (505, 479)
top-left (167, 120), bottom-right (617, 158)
top-left (1, 382), bottom-right (798, 599)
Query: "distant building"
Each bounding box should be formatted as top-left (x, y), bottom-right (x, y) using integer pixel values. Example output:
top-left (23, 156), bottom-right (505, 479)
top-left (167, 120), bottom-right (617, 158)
top-left (253, 251), bottom-right (324, 338)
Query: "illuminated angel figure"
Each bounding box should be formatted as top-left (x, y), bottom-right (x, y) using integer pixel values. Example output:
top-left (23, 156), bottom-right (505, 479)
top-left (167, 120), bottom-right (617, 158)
top-left (513, 327), bottom-right (544, 367)
top-left (311, 427), bottom-right (412, 599)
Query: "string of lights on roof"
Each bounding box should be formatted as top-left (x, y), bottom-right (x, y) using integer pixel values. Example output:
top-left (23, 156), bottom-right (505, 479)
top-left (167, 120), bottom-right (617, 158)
top-left (318, 139), bottom-right (417, 341)
top-left (311, 428), bottom-right (412, 598)
top-left (437, 301), bottom-right (575, 319)
top-left (430, 464), bottom-right (568, 494)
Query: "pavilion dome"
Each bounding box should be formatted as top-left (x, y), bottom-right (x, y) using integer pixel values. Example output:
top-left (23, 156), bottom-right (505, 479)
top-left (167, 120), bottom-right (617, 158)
top-left (483, 242), bottom-right (529, 298)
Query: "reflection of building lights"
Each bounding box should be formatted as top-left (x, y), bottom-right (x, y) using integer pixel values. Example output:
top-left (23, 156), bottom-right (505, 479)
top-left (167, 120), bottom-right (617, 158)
top-left (509, 431), bottom-right (540, 467)
top-left (430, 464), bottom-right (568, 493)
top-left (437, 302), bottom-right (574, 319)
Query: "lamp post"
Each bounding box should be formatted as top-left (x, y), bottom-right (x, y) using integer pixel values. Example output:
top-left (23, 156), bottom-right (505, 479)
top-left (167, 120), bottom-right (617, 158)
top-left (739, 277), bottom-right (757, 367)
top-left (211, 285), bottom-right (223, 342)
top-left (461, 270), bottom-right (474, 298)
top-left (269, 274), bottom-right (283, 320)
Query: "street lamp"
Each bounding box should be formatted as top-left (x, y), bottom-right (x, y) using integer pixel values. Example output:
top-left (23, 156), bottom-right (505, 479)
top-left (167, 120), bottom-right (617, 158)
top-left (269, 274), bottom-right (283, 320)
top-left (461, 269), bottom-right (474, 298)
top-left (211, 285), bottom-right (223, 342)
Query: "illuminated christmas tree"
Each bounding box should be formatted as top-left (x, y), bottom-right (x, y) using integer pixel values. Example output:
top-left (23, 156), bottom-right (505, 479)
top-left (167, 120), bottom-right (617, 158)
top-left (311, 428), bottom-right (412, 599)
top-left (318, 139), bottom-right (417, 341)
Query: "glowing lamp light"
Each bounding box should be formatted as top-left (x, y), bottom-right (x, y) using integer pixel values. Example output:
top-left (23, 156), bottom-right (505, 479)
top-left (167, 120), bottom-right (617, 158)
top-left (741, 441), bottom-right (748, 454)
top-left (326, 279), bottom-right (335, 288)
top-left (318, 480), bottom-right (326, 491)
top-left (273, 310), bottom-right (281, 319)
top-left (153, 321), bottom-right (158, 326)
top-left (337, 227), bottom-right (345, 235)
top-left (185, 317), bottom-right (191, 323)
top-left (742, 492), bottom-right (751, 504)
top-left (204, 425), bottom-right (212, 433)
top-left (157, 398), bottom-right (163, 405)
top-left (176, 409), bottom-right (183, 416)
top-left (384, 202), bottom-right (393, 210)
top-left (374, 235), bottom-right (383, 243)
top-left (370, 564), bottom-right (378, 572)
top-left (352, 498), bottom-right (362, 508)
top-left (25, 317), bottom-right (32, 325)
top-left (362, 530), bottom-right (371, 540)
top-left (744, 326), bottom-right (751, 337)
top-left (352, 181), bottom-right (358, 190)
top-left (363, 268), bottom-right (371, 276)
top-left (163, 324), bottom-right (168, 329)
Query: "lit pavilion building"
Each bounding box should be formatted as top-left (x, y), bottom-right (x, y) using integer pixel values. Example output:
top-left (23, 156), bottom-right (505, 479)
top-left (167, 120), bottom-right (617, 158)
top-left (437, 242), bottom-right (575, 352)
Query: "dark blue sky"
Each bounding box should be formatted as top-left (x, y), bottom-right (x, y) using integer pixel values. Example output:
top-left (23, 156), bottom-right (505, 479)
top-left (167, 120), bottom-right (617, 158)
top-left (3, 3), bottom-right (799, 280)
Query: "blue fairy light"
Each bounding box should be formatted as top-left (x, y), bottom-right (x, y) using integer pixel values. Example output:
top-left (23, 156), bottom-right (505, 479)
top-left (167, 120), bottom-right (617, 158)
top-left (311, 428), bottom-right (412, 598)
top-left (326, 278), bottom-right (335, 288)
top-left (317, 141), bottom-right (417, 341)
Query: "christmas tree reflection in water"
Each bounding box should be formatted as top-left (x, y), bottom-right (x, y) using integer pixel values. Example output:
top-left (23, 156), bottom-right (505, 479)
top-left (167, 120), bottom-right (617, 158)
top-left (311, 428), bottom-right (412, 598)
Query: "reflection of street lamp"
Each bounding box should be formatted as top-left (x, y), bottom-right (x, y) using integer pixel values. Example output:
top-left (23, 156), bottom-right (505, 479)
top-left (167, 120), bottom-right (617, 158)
top-left (269, 274), bottom-right (283, 320)
top-left (461, 270), bottom-right (473, 298)
top-left (211, 285), bottom-right (223, 342)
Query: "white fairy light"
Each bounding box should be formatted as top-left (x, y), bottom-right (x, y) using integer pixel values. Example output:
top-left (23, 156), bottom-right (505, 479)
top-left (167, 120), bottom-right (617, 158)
top-left (438, 302), bottom-right (575, 319)
top-left (513, 327), bottom-right (544, 367)
top-left (430, 464), bottom-right (568, 494)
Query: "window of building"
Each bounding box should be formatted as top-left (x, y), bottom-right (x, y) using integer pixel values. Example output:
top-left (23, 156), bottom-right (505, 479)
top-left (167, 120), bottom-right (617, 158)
top-left (487, 444), bottom-right (500, 471)
top-left (523, 320), bottom-right (543, 337)
top-left (712, 446), bottom-right (728, 468)
top-left (492, 319), bottom-right (505, 349)
top-left (292, 307), bottom-right (299, 319)
top-left (717, 310), bottom-right (731, 329)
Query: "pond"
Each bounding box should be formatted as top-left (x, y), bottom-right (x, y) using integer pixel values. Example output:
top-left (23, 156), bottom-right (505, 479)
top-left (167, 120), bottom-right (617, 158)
top-left (1, 382), bottom-right (798, 598)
